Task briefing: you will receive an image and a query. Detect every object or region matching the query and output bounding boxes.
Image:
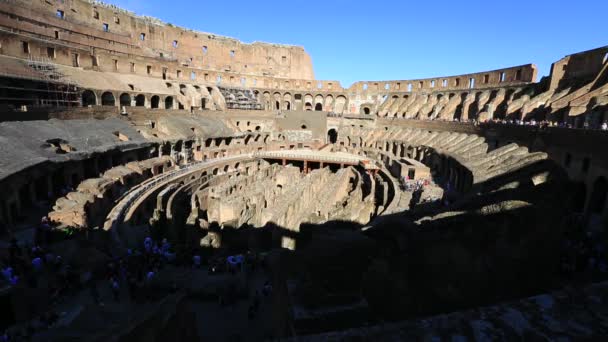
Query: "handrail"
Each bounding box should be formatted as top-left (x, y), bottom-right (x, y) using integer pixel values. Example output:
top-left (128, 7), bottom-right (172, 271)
top-left (253, 151), bottom-right (365, 165)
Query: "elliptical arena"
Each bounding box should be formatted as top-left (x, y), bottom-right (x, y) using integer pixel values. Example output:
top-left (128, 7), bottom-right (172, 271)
top-left (0, 0), bottom-right (608, 340)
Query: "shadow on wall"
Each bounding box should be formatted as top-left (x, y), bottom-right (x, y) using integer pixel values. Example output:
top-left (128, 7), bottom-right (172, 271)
top-left (147, 169), bottom-right (579, 333)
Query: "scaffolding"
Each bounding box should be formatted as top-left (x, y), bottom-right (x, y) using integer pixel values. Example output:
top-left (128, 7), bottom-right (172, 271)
top-left (24, 56), bottom-right (80, 108)
top-left (0, 56), bottom-right (80, 109)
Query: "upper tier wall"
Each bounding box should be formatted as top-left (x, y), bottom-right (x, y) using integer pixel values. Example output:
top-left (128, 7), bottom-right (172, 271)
top-left (0, 0), bottom-right (315, 80)
top-left (349, 64), bottom-right (537, 93)
top-left (0, 0), bottom-right (537, 94)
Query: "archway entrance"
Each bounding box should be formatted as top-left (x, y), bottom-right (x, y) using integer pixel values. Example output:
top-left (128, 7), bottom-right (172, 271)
top-left (119, 93), bottom-right (131, 107)
top-left (101, 92), bottom-right (115, 106)
top-left (165, 96), bottom-right (174, 109)
top-left (315, 103), bottom-right (323, 111)
top-left (151, 96), bottom-right (160, 109)
top-left (82, 90), bottom-right (96, 106)
top-left (327, 129), bottom-right (338, 144)
top-left (135, 94), bottom-right (146, 107)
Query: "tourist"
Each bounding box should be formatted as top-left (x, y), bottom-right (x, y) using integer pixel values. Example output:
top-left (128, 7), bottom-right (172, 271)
top-left (602, 122), bottom-right (608, 131)
top-left (193, 255), bottom-right (201, 269)
top-left (111, 277), bottom-right (120, 302)
top-left (31, 256), bottom-right (43, 272)
top-left (144, 236), bottom-right (153, 253)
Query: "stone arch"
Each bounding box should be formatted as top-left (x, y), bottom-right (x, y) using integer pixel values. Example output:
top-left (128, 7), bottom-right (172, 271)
top-left (324, 95), bottom-right (334, 112)
top-left (314, 94), bottom-right (324, 110)
top-left (283, 93), bottom-right (292, 111)
top-left (335, 95), bottom-right (347, 114)
top-left (328, 129), bottom-right (338, 144)
top-left (151, 95), bottom-right (160, 109)
top-left (589, 176), bottom-right (608, 214)
top-left (101, 92), bottom-right (115, 106)
top-left (272, 93), bottom-right (281, 110)
top-left (82, 90), bottom-right (96, 106)
top-left (362, 106), bottom-right (371, 115)
top-left (454, 93), bottom-right (468, 121)
top-left (135, 94), bottom-right (146, 107)
top-left (165, 96), bottom-right (174, 109)
top-left (467, 92), bottom-right (484, 120)
top-left (263, 92), bottom-right (271, 110)
top-left (119, 93), bottom-right (131, 107)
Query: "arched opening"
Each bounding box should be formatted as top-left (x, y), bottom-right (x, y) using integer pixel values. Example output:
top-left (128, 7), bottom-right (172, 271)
top-left (101, 92), bottom-right (115, 106)
top-left (314, 103), bottom-right (323, 111)
top-left (454, 93), bottom-right (468, 121)
top-left (82, 90), bottom-right (96, 106)
top-left (305, 102), bottom-right (312, 111)
top-left (363, 107), bottom-right (371, 115)
top-left (589, 176), bottom-right (608, 214)
top-left (275, 101), bottom-right (280, 110)
top-left (119, 93), bottom-right (131, 107)
top-left (165, 96), bottom-right (174, 109)
top-left (151, 96), bottom-right (160, 109)
top-left (135, 94), bottom-right (146, 107)
top-left (284, 101), bottom-right (291, 110)
top-left (327, 129), bottom-right (338, 144)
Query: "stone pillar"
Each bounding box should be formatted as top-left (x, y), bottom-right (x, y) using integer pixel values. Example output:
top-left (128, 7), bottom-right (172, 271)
top-left (282, 159), bottom-right (286, 166)
top-left (303, 160), bottom-right (308, 173)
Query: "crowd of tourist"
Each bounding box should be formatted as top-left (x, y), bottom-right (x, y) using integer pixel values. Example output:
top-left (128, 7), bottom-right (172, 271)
top-left (400, 177), bottom-right (430, 192)
top-left (379, 113), bottom-right (608, 131)
top-left (1, 225), bottom-right (275, 340)
top-left (477, 118), bottom-right (608, 131)
top-left (1, 235), bottom-right (77, 340)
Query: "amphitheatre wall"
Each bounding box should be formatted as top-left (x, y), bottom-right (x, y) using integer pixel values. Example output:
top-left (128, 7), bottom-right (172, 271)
top-left (0, 0), bottom-right (314, 80)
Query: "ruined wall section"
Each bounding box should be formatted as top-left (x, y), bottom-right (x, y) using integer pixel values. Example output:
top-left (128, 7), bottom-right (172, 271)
top-left (349, 64), bottom-right (537, 94)
top-left (0, 0), bottom-right (314, 80)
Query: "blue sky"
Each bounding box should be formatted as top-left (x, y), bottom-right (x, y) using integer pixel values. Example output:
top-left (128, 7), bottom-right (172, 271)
top-left (109, 0), bottom-right (608, 87)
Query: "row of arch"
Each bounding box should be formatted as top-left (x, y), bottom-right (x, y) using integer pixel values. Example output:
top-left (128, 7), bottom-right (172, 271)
top-left (260, 91), bottom-right (348, 113)
top-left (371, 87), bottom-right (531, 120)
top-left (81, 90), bottom-right (175, 109)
